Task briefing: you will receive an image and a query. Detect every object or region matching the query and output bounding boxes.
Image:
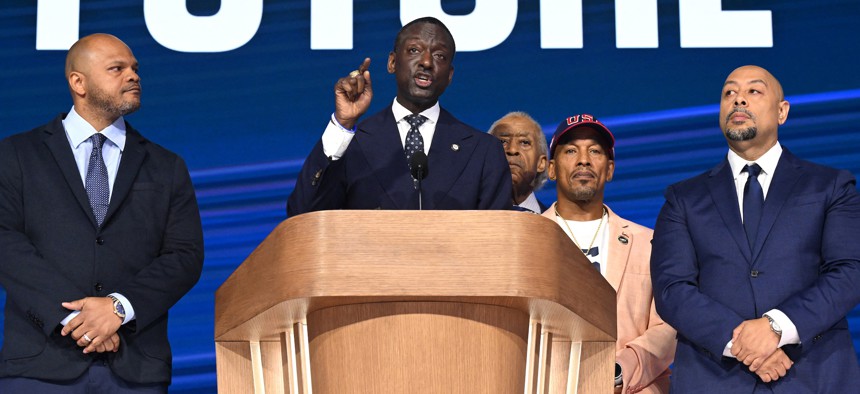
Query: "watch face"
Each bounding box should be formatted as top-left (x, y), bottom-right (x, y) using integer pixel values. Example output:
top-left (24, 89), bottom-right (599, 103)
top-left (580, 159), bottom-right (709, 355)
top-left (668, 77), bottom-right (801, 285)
top-left (113, 298), bottom-right (126, 317)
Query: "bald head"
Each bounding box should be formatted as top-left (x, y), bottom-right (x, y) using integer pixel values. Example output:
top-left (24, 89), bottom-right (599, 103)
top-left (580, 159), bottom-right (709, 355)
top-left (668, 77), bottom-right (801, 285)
top-left (725, 65), bottom-right (785, 101)
top-left (65, 34), bottom-right (129, 77)
top-left (65, 33), bottom-right (141, 129)
top-left (719, 65), bottom-right (790, 160)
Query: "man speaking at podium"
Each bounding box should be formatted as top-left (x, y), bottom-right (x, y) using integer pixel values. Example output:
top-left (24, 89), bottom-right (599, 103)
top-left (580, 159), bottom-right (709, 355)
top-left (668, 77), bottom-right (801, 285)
top-left (288, 17), bottom-right (511, 215)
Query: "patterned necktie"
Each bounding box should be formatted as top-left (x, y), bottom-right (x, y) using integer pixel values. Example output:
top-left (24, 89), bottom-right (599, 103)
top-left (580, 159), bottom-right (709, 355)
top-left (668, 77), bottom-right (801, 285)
top-left (743, 163), bottom-right (763, 249)
top-left (404, 114), bottom-right (427, 167)
top-left (86, 133), bottom-right (110, 227)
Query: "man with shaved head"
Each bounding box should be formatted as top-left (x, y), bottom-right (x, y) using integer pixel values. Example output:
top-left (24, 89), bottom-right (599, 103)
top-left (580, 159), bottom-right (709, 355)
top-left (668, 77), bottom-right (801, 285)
top-left (0, 34), bottom-right (203, 392)
top-left (652, 65), bottom-right (860, 392)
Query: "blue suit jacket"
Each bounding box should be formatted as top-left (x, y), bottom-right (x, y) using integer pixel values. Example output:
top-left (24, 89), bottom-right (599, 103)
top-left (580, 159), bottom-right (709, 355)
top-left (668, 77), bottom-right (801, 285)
top-left (652, 148), bottom-right (860, 393)
top-left (287, 106), bottom-right (512, 215)
top-left (0, 115), bottom-right (204, 385)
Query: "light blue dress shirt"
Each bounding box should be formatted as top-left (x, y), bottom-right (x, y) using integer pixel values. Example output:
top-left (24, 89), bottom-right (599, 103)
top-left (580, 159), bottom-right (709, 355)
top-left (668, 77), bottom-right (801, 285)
top-left (59, 107), bottom-right (136, 327)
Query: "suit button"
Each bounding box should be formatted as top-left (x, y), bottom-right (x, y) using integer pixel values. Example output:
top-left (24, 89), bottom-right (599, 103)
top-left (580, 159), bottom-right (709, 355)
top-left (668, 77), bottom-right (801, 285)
top-left (750, 270), bottom-right (759, 278)
top-left (94, 283), bottom-right (104, 292)
top-left (96, 237), bottom-right (104, 245)
top-left (813, 335), bottom-right (822, 343)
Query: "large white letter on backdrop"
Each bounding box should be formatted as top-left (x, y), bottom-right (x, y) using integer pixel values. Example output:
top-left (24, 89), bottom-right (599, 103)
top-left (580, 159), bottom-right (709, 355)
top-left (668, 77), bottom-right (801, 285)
top-left (311, 0), bottom-right (353, 49)
top-left (36, 0), bottom-right (80, 50)
top-left (400, 0), bottom-right (518, 52)
top-left (615, 0), bottom-right (658, 48)
top-left (144, 0), bottom-right (263, 52)
top-left (679, 0), bottom-right (772, 48)
top-left (540, 0), bottom-right (582, 48)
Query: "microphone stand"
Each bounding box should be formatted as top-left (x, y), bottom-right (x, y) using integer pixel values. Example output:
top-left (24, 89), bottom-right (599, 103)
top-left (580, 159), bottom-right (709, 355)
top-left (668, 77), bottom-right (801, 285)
top-left (416, 166), bottom-right (424, 210)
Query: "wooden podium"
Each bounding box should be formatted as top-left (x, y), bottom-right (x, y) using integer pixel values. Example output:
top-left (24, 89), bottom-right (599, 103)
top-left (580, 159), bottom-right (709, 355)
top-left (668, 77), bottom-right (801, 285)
top-left (215, 211), bottom-right (616, 393)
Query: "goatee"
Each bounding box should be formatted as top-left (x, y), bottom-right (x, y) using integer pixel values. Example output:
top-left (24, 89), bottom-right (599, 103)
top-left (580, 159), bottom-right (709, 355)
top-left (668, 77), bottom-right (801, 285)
top-left (725, 127), bottom-right (757, 141)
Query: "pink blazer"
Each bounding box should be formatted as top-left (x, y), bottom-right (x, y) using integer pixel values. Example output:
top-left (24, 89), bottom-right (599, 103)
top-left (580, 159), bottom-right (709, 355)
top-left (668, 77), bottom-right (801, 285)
top-left (543, 203), bottom-right (676, 393)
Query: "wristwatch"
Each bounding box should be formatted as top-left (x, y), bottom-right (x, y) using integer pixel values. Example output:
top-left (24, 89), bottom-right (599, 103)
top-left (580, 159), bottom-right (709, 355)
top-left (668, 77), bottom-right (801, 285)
top-left (614, 363), bottom-right (622, 387)
top-left (764, 314), bottom-right (782, 337)
top-left (108, 295), bottom-right (126, 320)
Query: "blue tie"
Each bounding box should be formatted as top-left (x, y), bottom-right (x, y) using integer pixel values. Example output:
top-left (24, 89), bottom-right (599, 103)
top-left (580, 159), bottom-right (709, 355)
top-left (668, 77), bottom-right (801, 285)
top-left (743, 163), bottom-right (763, 249)
top-left (86, 133), bottom-right (110, 227)
top-left (404, 114), bottom-right (427, 168)
top-left (512, 205), bottom-right (536, 214)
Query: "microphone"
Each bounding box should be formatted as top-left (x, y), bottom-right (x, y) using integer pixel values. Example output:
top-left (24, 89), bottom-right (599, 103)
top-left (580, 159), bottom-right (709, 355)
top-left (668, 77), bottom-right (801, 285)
top-left (410, 151), bottom-right (428, 210)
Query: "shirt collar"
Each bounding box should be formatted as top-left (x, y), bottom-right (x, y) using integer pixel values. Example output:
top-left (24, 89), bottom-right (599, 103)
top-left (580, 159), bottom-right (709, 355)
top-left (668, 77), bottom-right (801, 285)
top-left (63, 106), bottom-right (127, 151)
top-left (391, 98), bottom-right (440, 125)
top-left (517, 193), bottom-right (543, 214)
top-left (727, 141), bottom-right (782, 178)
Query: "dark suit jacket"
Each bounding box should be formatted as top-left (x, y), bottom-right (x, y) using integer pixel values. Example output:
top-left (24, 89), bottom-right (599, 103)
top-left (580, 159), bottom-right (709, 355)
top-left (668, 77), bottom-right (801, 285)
top-left (0, 114), bottom-right (204, 385)
top-left (537, 198), bottom-right (549, 213)
top-left (287, 106), bottom-right (512, 215)
top-left (651, 148), bottom-right (860, 392)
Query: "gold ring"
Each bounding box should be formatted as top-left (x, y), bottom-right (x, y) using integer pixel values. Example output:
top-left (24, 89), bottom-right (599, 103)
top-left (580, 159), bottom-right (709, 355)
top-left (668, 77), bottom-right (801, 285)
top-left (349, 70), bottom-right (360, 78)
top-left (83, 334), bottom-right (93, 342)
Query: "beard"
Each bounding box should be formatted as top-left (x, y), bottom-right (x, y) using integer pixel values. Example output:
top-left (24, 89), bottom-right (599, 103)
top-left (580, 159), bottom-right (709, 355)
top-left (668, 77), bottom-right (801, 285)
top-left (725, 126), bottom-right (757, 141)
top-left (724, 107), bottom-right (757, 141)
top-left (88, 84), bottom-right (140, 118)
top-left (567, 184), bottom-right (597, 202)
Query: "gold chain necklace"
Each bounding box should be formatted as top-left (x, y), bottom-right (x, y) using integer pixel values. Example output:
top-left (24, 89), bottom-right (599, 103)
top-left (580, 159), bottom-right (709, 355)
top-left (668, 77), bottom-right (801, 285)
top-left (554, 205), bottom-right (607, 255)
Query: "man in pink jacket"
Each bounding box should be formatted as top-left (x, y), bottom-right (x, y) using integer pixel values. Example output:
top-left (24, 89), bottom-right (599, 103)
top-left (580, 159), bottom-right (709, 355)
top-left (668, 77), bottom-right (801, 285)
top-left (541, 114), bottom-right (676, 393)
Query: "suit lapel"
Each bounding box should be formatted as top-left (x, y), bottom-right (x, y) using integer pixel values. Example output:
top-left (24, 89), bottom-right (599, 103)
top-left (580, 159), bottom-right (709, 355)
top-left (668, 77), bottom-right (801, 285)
top-left (103, 124), bottom-right (146, 226)
top-left (707, 160), bottom-right (753, 261)
top-left (751, 150), bottom-right (801, 261)
top-left (355, 108), bottom-right (416, 209)
top-left (41, 116), bottom-right (99, 228)
top-left (604, 206), bottom-right (628, 292)
top-left (423, 109), bottom-right (475, 210)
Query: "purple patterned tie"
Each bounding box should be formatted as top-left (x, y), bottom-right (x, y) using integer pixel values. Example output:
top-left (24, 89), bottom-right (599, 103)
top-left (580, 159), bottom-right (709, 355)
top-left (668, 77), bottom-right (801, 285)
top-left (86, 133), bottom-right (109, 226)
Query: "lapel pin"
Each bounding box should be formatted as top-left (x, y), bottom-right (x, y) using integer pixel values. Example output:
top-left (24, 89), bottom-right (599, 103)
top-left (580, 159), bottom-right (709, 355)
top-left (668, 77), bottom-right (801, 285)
top-left (618, 235), bottom-right (629, 244)
top-left (451, 144), bottom-right (459, 152)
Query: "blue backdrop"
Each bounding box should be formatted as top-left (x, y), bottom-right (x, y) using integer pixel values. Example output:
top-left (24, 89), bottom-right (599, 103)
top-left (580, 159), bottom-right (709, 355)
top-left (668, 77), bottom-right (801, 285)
top-left (2, 1), bottom-right (859, 392)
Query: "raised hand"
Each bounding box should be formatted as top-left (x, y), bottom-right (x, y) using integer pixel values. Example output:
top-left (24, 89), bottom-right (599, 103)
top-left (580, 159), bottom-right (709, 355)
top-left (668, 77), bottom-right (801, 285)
top-left (334, 57), bottom-right (373, 130)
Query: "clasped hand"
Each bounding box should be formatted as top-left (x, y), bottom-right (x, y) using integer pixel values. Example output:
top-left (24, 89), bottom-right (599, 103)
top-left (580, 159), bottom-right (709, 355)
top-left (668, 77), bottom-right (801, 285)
top-left (731, 318), bottom-right (793, 382)
top-left (60, 297), bottom-right (122, 354)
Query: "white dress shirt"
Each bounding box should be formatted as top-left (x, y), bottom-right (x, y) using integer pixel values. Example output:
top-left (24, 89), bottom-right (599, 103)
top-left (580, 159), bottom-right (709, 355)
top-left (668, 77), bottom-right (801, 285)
top-left (723, 142), bottom-right (799, 356)
top-left (321, 99), bottom-right (441, 159)
top-left (515, 192), bottom-right (543, 214)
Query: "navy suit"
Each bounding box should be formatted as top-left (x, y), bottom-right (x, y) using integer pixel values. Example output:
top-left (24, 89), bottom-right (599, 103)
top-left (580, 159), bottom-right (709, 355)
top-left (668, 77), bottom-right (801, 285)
top-left (0, 115), bottom-right (204, 385)
top-left (288, 106), bottom-right (512, 215)
top-left (652, 148), bottom-right (860, 392)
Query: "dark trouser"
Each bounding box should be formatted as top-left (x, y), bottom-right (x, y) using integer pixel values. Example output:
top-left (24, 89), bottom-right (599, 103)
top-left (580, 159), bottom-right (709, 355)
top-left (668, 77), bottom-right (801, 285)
top-left (0, 360), bottom-right (167, 393)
